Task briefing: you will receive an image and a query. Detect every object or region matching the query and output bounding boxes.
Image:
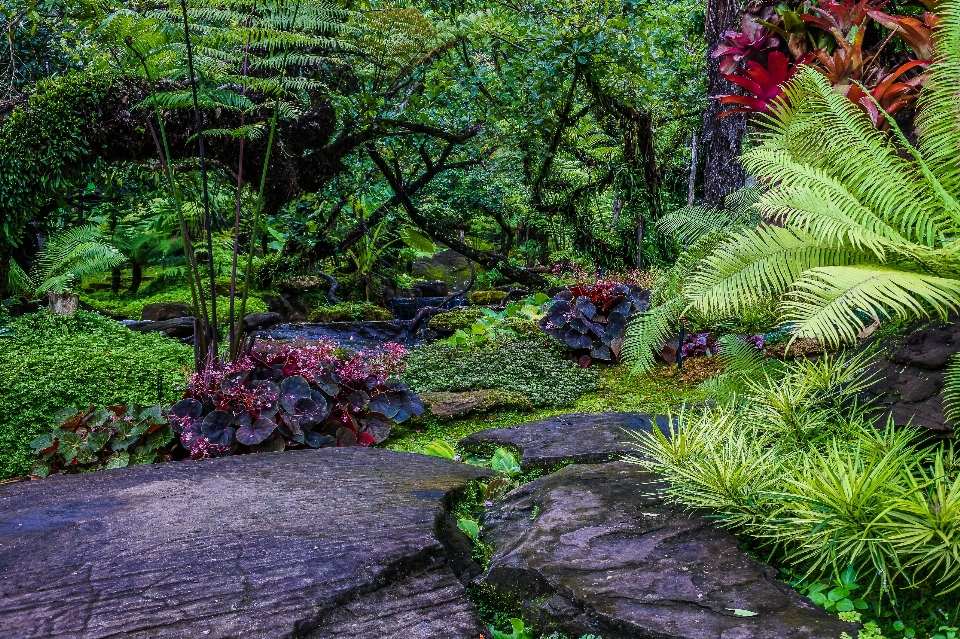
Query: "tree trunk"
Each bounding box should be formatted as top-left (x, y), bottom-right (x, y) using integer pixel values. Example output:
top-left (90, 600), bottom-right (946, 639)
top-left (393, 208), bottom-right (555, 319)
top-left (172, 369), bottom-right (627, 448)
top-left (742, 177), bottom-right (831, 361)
top-left (111, 267), bottom-right (122, 294)
top-left (0, 244), bottom-right (11, 298)
top-left (128, 263), bottom-right (143, 294)
top-left (701, 0), bottom-right (747, 205)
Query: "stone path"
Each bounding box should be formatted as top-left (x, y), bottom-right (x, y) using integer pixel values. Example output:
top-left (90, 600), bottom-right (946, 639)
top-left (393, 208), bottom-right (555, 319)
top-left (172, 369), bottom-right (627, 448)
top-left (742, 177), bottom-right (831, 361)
top-left (0, 448), bottom-right (491, 639)
top-left (477, 462), bottom-right (857, 639)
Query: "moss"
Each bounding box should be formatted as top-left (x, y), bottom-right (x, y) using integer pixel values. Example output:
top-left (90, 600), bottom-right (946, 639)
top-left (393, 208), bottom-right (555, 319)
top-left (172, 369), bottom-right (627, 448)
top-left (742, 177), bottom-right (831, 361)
top-left (309, 302), bottom-right (393, 322)
top-left (428, 307), bottom-right (484, 332)
top-left (0, 311), bottom-right (192, 479)
top-left (81, 285), bottom-right (269, 321)
top-left (470, 290), bottom-right (507, 305)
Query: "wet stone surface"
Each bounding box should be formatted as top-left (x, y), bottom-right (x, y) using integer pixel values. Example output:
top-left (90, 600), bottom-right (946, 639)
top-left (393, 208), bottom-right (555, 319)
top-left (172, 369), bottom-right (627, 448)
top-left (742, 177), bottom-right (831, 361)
top-left (0, 448), bottom-right (492, 639)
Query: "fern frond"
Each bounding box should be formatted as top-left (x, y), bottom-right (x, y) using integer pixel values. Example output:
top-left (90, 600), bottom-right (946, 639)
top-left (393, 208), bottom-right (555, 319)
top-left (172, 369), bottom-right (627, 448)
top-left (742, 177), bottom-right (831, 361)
top-left (622, 297), bottom-right (683, 374)
top-left (943, 353), bottom-right (960, 426)
top-left (915, 0), bottom-right (960, 200)
top-left (783, 265), bottom-right (960, 345)
top-left (685, 226), bottom-right (864, 317)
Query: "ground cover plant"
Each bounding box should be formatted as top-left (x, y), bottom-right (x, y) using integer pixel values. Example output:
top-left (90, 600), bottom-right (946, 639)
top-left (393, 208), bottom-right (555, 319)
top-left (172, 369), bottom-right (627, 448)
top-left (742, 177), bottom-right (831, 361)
top-left (0, 311), bottom-right (192, 479)
top-left (403, 340), bottom-right (600, 409)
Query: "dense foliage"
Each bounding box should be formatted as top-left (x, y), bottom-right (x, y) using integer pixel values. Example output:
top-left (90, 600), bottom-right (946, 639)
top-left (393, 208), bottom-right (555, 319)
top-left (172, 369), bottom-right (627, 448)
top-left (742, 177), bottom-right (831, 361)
top-left (30, 404), bottom-right (175, 477)
top-left (0, 311), bottom-right (191, 479)
top-left (404, 340), bottom-right (599, 408)
top-left (170, 341), bottom-right (422, 456)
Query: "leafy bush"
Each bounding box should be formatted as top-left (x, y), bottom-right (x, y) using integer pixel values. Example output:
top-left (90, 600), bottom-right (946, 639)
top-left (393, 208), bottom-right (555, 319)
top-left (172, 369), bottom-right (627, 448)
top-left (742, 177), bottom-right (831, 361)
top-left (30, 404), bottom-right (175, 477)
top-left (170, 340), bottom-right (422, 456)
top-left (540, 282), bottom-right (649, 366)
top-left (444, 297), bottom-right (549, 348)
top-left (0, 311), bottom-right (192, 479)
top-left (631, 349), bottom-right (960, 602)
top-left (309, 301), bottom-right (393, 322)
top-left (403, 340), bottom-right (599, 408)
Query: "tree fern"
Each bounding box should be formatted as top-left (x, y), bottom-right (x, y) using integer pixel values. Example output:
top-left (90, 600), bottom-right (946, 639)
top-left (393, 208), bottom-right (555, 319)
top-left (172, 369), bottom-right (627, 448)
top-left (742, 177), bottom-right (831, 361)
top-left (8, 226), bottom-right (124, 299)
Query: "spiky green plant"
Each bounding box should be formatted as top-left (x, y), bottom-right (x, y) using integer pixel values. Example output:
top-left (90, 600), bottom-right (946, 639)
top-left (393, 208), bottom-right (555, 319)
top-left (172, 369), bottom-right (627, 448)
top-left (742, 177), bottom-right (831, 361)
top-left (8, 225), bottom-right (124, 299)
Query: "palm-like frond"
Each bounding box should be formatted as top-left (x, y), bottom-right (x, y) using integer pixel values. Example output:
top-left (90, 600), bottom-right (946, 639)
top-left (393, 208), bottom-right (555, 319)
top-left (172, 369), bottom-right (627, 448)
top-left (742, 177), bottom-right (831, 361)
top-left (656, 183), bottom-right (762, 244)
top-left (29, 226), bottom-right (124, 296)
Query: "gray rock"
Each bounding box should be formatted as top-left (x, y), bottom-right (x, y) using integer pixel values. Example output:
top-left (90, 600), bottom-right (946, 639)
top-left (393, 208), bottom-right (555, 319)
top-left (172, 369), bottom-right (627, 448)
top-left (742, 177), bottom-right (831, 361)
top-left (0, 448), bottom-right (492, 639)
top-left (241, 311), bottom-right (282, 331)
top-left (47, 292), bottom-right (79, 315)
top-left (421, 390), bottom-right (532, 418)
top-left (140, 301), bottom-right (192, 321)
top-left (458, 412), bottom-right (670, 470)
top-left (477, 462), bottom-right (858, 639)
top-left (125, 316), bottom-right (195, 338)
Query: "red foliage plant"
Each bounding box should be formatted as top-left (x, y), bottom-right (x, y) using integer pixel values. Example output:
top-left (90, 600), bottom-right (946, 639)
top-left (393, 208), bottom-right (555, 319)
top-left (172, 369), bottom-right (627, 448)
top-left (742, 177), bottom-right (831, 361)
top-left (712, 0), bottom-right (937, 125)
top-left (169, 340), bottom-right (422, 458)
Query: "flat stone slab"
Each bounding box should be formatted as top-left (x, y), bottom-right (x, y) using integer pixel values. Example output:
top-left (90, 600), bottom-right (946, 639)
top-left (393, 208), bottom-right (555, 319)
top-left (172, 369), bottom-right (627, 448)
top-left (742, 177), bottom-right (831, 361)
top-left (477, 462), bottom-right (857, 639)
top-left (458, 412), bottom-right (670, 470)
top-left (0, 448), bottom-right (492, 639)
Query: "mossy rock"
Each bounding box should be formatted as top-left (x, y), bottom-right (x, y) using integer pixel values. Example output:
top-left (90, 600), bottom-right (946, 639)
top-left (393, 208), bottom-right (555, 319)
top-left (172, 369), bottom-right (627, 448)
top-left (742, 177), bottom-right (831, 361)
top-left (427, 307), bottom-right (484, 332)
top-left (469, 290), bottom-right (507, 305)
top-left (309, 302), bottom-right (393, 322)
top-left (419, 389), bottom-right (533, 418)
top-left (499, 316), bottom-right (544, 339)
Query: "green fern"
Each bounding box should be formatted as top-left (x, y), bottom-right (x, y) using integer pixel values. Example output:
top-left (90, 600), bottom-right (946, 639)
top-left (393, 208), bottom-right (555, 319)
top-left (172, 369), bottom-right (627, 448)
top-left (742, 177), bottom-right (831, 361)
top-left (9, 225), bottom-right (124, 299)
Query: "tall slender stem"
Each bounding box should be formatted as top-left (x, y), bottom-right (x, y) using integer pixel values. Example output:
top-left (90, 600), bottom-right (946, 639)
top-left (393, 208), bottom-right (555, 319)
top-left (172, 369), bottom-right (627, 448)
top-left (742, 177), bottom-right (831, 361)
top-left (237, 0), bottom-right (303, 328)
top-left (127, 37), bottom-right (208, 370)
top-left (180, 0), bottom-right (218, 362)
top-left (229, 10), bottom-right (254, 361)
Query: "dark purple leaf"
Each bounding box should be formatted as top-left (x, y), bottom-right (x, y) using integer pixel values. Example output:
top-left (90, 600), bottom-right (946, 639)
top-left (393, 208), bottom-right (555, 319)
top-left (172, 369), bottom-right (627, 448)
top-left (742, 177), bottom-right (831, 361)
top-left (170, 398), bottom-right (202, 419)
top-left (305, 431), bottom-right (336, 448)
top-left (220, 370), bottom-right (251, 395)
top-left (348, 390), bottom-right (370, 410)
top-left (280, 375), bottom-right (311, 413)
top-left (236, 418), bottom-right (277, 445)
top-left (201, 411), bottom-right (235, 446)
top-left (575, 295), bottom-right (597, 318)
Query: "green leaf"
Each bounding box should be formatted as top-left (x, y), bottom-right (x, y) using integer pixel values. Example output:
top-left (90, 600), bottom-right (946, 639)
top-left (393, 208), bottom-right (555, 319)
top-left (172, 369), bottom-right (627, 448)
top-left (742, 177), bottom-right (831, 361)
top-left (727, 609), bottom-right (759, 617)
top-left (834, 599), bottom-right (855, 612)
top-left (457, 518), bottom-right (479, 540)
top-left (105, 452), bottom-right (130, 469)
top-left (827, 587), bottom-right (850, 601)
top-left (29, 432), bottom-right (56, 453)
top-left (491, 447), bottom-right (521, 476)
top-left (423, 440), bottom-right (457, 459)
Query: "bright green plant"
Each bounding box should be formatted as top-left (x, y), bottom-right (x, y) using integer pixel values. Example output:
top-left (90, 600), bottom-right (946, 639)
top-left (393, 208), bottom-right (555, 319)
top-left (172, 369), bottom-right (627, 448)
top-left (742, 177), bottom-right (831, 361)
top-left (630, 347), bottom-right (960, 600)
top-left (443, 295), bottom-right (550, 348)
top-left (30, 404), bottom-right (175, 477)
top-left (660, 1), bottom-right (960, 346)
top-left (491, 619), bottom-right (533, 639)
top-left (9, 225), bottom-right (124, 299)
top-left (0, 311), bottom-right (191, 479)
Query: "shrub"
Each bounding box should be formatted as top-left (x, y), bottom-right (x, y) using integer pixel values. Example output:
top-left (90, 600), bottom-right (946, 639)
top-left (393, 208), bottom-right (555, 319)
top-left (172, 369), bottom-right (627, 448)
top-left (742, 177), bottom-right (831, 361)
top-left (540, 282), bottom-right (650, 366)
top-left (0, 311), bottom-right (192, 479)
top-left (309, 302), bottom-right (393, 322)
top-left (403, 340), bottom-right (599, 408)
top-left (170, 340), bottom-right (422, 456)
top-left (469, 290), bottom-right (507, 305)
top-left (30, 404), bottom-right (175, 477)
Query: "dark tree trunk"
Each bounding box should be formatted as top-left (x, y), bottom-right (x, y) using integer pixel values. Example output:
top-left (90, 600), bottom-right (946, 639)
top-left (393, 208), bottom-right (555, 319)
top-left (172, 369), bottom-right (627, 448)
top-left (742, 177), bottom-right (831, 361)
top-left (111, 267), bottom-right (122, 294)
top-left (0, 243), bottom-right (11, 297)
top-left (701, 0), bottom-right (747, 205)
top-left (128, 263), bottom-right (143, 294)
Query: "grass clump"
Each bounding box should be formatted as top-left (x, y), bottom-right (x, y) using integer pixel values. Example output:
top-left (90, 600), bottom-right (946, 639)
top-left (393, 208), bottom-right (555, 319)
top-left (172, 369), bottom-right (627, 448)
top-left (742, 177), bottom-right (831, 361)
top-left (82, 285), bottom-right (269, 321)
top-left (0, 310), bottom-right (192, 479)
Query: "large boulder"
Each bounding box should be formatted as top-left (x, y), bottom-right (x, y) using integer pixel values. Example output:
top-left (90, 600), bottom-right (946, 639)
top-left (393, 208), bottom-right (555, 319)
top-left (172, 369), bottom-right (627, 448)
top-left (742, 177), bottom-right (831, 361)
top-left (458, 412), bottom-right (671, 471)
top-left (140, 302), bottom-right (192, 321)
top-left (125, 316), bottom-right (195, 339)
top-left (476, 462), bottom-right (857, 639)
top-left (241, 311), bottom-right (282, 331)
top-left (0, 448), bottom-right (492, 639)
